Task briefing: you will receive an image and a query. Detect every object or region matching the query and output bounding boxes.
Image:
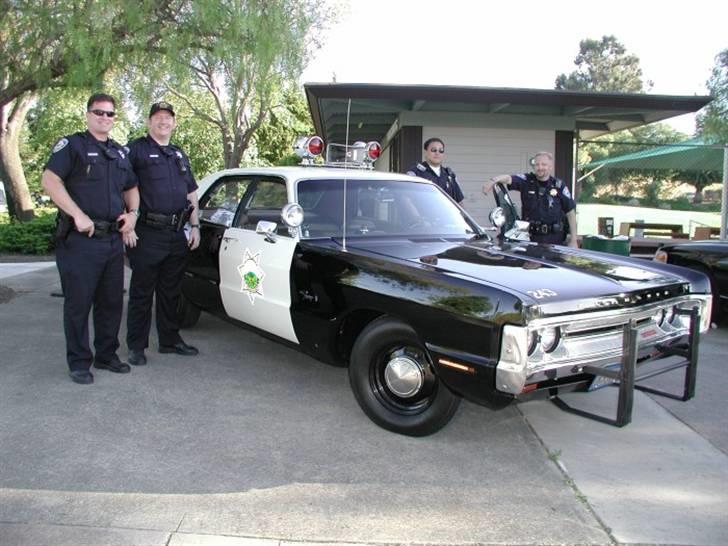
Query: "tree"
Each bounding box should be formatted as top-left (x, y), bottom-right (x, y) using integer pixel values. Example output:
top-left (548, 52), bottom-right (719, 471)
top-left (163, 0), bottom-right (337, 169)
top-left (697, 49), bottom-right (728, 144)
top-left (254, 89), bottom-right (314, 166)
top-left (0, 1), bottom-right (242, 221)
top-left (555, 35), bottom-right (651, 93)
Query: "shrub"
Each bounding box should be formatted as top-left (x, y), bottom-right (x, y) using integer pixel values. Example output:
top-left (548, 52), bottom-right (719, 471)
top-left (0, 209), bottom-right (57, 254)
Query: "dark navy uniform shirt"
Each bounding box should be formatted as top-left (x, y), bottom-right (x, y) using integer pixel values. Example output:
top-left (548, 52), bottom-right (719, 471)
top-left (510, 173), bottom-right (575, 226)
top-left (405, 162), bottom-right (464, 203)
top-left (45, 131), bottom-right (137, 221)
top-left (126, 135), bottom-right (197, 215)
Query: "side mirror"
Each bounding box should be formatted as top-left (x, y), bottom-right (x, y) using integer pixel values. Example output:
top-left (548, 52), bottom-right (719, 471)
top-left (256, 220), bottom-right (278, 243)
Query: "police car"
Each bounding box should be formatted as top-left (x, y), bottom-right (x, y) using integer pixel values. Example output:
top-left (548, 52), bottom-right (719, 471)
top-left (178, 137), bottom-right (712, 436)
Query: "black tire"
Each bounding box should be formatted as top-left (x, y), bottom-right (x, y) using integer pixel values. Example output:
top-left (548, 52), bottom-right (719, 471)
top-left (176, 293), bottom-right (201, 329)
top-left (348, 317), bottom-right (461, 436)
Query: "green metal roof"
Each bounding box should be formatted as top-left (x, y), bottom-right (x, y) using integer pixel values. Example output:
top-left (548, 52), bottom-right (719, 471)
top-left (581, 139), bottom-right (726, 172)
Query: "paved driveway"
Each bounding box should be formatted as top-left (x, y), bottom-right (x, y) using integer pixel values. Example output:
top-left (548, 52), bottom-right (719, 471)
top-left (0, 265), bottom-right (726, 545)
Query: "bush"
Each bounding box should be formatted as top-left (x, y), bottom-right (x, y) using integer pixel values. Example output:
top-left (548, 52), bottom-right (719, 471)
top-left (0, 209), bottom-right (57, 254)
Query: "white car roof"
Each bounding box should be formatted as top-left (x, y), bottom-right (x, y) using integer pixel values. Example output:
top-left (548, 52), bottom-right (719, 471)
top-left (196, 166), bottom-right (427, 195)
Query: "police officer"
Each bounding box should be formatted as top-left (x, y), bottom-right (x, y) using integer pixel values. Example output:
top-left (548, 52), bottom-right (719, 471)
top-left (124, 101), bottom-right (200, 366)
top-left (482, 151), bottom-right (578, 247)
top-left (405, 138), bottom-right (464, 203)
top-left (41, 93), bottom-right (139, 384)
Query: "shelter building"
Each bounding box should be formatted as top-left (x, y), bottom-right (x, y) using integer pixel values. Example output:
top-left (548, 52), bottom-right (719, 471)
top-left (304, 83), bottom-right (711, 225)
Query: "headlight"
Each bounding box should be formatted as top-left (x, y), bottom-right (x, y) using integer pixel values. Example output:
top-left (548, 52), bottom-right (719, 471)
top-left (539, 327), bottom-right (561, 353)
top-left (527, 329), bottom-right (538, 355)
top-left (652, 308), bottom-right (666, 327)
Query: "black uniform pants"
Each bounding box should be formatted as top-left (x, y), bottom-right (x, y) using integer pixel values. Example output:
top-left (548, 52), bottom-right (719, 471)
top-left (55, 232), bottom-right (124, 371)
top-left (126, 225), bottom-right (189, 350)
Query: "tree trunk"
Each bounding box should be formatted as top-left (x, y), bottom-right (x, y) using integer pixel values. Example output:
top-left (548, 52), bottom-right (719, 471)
top-left (0, 95), bottom-right (35, 222)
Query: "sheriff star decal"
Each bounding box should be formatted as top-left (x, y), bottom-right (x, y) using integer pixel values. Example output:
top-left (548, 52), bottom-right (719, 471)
top-left (237, 248), bottom-right (266, 304)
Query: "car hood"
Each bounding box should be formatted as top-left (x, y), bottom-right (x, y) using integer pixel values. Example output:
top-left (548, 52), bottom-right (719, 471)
top-left (344, 237), bottom-right (691, 315)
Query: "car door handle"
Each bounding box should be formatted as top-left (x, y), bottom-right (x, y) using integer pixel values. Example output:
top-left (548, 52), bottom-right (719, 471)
top-left (222, 236), bottom-right (235, 242)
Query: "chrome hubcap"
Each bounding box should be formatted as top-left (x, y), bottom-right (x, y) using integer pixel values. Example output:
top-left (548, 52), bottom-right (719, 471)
top-left (384, 355), bottom-right (424, 398)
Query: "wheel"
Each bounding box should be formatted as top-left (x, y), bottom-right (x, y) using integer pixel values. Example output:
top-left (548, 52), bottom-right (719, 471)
top-left (176, 293), bottom-right (201, 329)
top-left (348, 317), bottom-right (461, 436)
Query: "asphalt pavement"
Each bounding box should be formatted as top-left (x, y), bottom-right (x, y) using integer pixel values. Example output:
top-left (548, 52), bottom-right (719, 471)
top-left (0, 262), bottom-right (726, 546)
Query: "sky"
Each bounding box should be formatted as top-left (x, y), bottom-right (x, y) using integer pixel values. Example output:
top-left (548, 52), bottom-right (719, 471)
top-left (301, 0), bottom-right (728, 135)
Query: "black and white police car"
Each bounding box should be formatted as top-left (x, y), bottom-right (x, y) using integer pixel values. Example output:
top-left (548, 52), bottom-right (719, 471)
top-left (178, 137), bottom-right (712, 436)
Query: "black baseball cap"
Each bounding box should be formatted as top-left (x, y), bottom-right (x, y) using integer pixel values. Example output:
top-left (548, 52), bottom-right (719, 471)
top-left (149, 101), bottom-right (175, 117)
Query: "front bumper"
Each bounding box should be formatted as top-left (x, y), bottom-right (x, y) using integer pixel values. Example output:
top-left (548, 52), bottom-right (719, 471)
top-left (495, 294), bottom-right (711, 395)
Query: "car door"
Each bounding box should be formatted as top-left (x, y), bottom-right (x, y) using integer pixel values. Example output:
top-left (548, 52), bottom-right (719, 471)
top-left (186, 174), bottom-right (254, 312)
top-left (218, 176), bottom-right (299, 344)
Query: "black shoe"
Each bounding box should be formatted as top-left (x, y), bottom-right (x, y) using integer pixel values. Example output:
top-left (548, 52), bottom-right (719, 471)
top-left (128, 349), bottom-right (147, 366)
top-left (69, 370), bottom-right (94, 384)
top-left (93, 357), bottom-right (131, 374)
top-left (159, 341), bottom-right (199, 356)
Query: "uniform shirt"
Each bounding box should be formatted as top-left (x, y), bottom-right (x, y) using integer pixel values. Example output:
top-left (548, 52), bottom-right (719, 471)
top-left (126, 135), bottom-right (198, 215)
top-left (45, 131), bottom-right (137, 221)
top-left (510, 173), bottom-right (575, 226)
top-left (405, 162), bottom-right (464, 203)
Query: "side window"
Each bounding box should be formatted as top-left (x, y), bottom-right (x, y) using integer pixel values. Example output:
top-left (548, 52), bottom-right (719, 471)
top-left (237, 178), bottom-right (289, 235)
top-left (199, 176), bottom-right (252, 227)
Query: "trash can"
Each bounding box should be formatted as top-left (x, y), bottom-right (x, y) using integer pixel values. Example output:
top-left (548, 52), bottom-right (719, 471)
top-left (581, 235), bottom-right (630, 256)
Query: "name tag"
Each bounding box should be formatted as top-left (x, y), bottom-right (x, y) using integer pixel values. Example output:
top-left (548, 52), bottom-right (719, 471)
top-left (87, 152), bottom-right (99, 156)
top-left (149, 154), bottom-right (159, 158)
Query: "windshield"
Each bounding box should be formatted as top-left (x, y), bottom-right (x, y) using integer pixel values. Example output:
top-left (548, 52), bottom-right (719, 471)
top-left (296, 178), bottom-right (478, 239)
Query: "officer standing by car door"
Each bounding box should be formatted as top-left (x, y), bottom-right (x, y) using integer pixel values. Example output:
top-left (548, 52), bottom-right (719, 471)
top-left (124, 101), bottom-right (200, 366)
top-left (41, 93), bottom-right (139, 384)
top-left (405, 137), bottom-right (464, 203)
top-left (482, 151), bottom-right (578, 247)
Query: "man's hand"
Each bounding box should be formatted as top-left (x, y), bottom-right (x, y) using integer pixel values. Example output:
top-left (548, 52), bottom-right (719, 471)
top-left (188, 226), bottom-right (200, 250)
top-left (73, 213), bottom-right (95, 238)
top-left (123, 230), bottom-right (138, 248)
top-left (117, 212), bottom-right (137, 233)
top-left (567, 235), bottom-right (579, 249)
top-left (482, 180), bottom-right (495, 194)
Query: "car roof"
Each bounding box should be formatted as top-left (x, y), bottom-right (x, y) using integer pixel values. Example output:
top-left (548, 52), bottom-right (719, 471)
top-left (196, 166), bottom-right (427, 194)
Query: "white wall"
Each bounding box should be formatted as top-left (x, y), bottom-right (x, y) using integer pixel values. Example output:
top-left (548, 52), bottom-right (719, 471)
top-left (421, 127), bottom-right (554, 224)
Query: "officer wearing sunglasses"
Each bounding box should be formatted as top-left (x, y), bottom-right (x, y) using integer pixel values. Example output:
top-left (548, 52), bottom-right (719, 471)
top-left (123, 101), bottom-right (201, 367)
top-left (41, 93), bottom-right (140, 384)
top-left (405, 138), bottom-right (464, 203)
top-left (482, 151), bottom-right (578, 247)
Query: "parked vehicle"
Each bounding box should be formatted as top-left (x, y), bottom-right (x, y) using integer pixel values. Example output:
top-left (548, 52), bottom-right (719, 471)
top-left (655, 240), bottom-right (728, 320)
top-left (177, 138), bottom-right (712, 436)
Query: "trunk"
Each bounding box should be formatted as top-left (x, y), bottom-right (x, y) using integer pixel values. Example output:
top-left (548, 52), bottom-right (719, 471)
top-left (0, 95), bottom-right (35, 222)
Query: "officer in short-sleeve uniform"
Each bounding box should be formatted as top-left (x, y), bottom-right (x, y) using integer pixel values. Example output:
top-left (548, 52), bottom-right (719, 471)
top-left (405, 137), bottom-right (464, 203)
top-left (483, 152), bottom-right (578, 247)
top-left (508, 173), bottom-right (575, 244)
top-left (125, 101), bottom-right (200, 365)
top-left (41, 93), bottom-right (138, 384)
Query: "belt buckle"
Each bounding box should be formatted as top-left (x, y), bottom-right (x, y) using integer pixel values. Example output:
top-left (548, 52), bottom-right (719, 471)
top-left (540, 224), bottom-right (549, 234)
top-left (170, 214), bottom-right (179, 226)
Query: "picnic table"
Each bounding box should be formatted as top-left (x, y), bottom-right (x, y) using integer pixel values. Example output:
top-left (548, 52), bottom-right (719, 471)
top-left (619, 222), bottom-right (688, 239)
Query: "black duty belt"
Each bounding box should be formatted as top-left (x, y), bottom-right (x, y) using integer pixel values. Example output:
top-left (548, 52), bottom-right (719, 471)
top-left (529, 222), bottom-right (563, 235)
top-left (91, 219), bottom-right (121, 238)
top-left (139, 211), bottom-right (184, 231)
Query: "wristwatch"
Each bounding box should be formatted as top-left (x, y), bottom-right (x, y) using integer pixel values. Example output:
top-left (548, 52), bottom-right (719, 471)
top-left (130, 208), bottom-right (140, 217)
top-left (190, 224), bottom-right (200, 229)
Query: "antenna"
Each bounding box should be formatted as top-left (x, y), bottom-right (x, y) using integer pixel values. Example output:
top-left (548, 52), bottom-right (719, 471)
top-left (342, 98), bottom-right (351, 252)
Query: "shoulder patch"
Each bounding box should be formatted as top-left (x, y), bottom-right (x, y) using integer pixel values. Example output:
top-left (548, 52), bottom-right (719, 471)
top-left (562, 186), bottom-right (572, 199)
top-left (406, 170), bottom-right (416, 176)
top-left (52, 138), bottom-right (69, 153)
top-left (416, 163), bottom-right (426, 172)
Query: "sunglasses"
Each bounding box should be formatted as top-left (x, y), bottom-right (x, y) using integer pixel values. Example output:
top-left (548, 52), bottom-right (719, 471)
top-left (429, 148), bottom-right (445, 153)
top-left (89, 109), bottom-right (116, 118)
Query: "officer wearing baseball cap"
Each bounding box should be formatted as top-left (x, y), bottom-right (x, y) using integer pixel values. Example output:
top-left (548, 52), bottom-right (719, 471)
top-left (124, 101), bottom-right (201, 366)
